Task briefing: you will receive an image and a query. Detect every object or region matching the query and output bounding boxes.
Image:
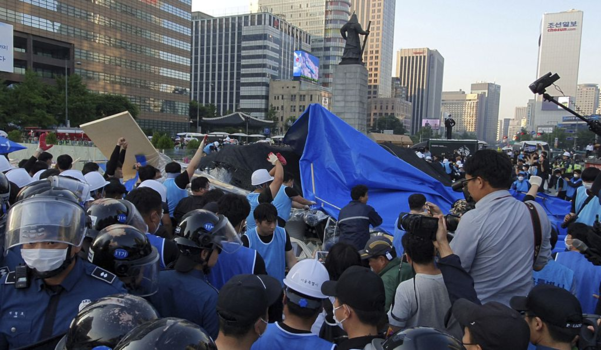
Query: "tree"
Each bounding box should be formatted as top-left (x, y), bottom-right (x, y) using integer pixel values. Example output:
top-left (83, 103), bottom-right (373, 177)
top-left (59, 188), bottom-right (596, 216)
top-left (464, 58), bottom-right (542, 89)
top-left (186, 139), bottom-right (200, 149)
top-left (151, 131), bottom-right (162, 148)
top-left (206, 104), bottom-right (217, 118)
top-left (156, 134), bottom-right (174, 150)
top-left (455, 130), bottom-right (478, 139)
top-left (93, 94), bottom-right (139, 120)
top-left (410, 125), bottom-right (434, 144)
top-left (7, 130), bottom-right (22, 142)
top-left (5, 70), bottom-right (56, 128)
top-left (51, 74), bottom-right (95, 127)
top-left (46, 132), bottom-right (58, 145)
top-left (285, 116), bottom-right (297, 131)
top-left (374, 115), bottom-right (407, 135)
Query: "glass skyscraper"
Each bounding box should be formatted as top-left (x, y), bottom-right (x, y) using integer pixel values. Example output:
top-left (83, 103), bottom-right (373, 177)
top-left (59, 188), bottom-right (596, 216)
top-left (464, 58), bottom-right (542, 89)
top-left (0, 0), bottom-right (191, 133)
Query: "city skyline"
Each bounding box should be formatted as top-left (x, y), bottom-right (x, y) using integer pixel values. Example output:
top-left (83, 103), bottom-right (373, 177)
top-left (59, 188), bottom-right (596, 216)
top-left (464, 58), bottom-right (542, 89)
top-left (194, 0), bottom-right (601, 126)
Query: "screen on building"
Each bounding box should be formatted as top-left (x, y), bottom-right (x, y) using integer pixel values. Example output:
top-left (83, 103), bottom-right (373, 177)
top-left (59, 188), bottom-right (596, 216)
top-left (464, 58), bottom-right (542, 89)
top-left (421, 119), bottom-right (441, 130)
top-left (293, 51), bottom-right (319, 82)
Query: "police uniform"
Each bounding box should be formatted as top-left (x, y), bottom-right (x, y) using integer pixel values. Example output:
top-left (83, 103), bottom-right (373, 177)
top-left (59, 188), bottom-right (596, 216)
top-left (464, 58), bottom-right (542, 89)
top-left (148, 269), bottom-right (219, 340)
top-left (0, 259), bottom-right (126, 349)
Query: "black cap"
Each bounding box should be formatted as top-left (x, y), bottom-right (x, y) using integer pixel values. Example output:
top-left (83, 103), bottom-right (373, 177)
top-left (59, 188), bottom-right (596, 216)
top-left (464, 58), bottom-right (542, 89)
top-left (510, 284), bottom-right (583, 329)
top-left (217, 274), bottom-right (281, 325)
top-left (359, 236), bottom-right (394, 260)
top-left (453, 299), bottom-right (530, 350)
top-left (321, 266), bottom-right (385, 312)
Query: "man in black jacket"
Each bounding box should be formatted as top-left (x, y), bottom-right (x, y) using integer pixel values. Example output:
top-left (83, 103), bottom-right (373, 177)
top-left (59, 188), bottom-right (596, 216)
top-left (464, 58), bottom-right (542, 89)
top-left (337, 185), bottom-right (382, 250)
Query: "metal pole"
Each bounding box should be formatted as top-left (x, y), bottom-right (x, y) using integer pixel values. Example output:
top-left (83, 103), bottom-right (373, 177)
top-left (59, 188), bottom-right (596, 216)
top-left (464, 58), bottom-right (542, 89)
top-left (65, 60), bottom-right (69, 127)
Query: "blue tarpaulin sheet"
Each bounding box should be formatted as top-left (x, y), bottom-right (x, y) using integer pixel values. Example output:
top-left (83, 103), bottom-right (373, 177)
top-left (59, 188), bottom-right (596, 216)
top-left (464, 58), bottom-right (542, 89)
top-left (284, 104), bottom-right (462, 234)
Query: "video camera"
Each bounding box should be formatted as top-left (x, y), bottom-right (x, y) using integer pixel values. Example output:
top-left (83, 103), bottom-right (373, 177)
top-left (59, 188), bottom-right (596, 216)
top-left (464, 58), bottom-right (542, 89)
top-left (397, 213), bottom-right (460, 241)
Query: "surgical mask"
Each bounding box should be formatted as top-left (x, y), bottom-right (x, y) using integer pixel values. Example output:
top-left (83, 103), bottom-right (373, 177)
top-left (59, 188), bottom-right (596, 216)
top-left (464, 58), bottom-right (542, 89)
top-left (332, 305), bottom-right (348, 329)
top-left (21, 248), bottom-right (68, 272)
top-left (517, 176), bottom-right (524, 181)
top-left (583, 182), bottom-right (593, 190)
top-left (564, 236), bottom-right (572, 250)
top-left (574, 174), bottom-right (580, 179)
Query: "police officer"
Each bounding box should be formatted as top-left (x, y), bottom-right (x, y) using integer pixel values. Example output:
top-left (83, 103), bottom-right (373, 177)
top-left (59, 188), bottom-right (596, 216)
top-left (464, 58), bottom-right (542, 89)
top-left (0, 173), bottom-right (11, 275)
top-left (95, 196), bottom-right (179, 269)
top-left (0, 195), bottom-right (126, 349)
top-left (88, 224), bottom-right (160, 297)
top-left (149, 209), bottom-right (243, 340)
top-left (113, 318), bottom-right (217, 350)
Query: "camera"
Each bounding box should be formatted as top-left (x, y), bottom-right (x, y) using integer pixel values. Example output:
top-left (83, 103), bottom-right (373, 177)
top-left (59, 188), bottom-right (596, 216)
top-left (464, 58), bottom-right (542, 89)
top-left (529, 72), bottom-right (560, 95)
top-left (398, 213), bottom-right (460, 240)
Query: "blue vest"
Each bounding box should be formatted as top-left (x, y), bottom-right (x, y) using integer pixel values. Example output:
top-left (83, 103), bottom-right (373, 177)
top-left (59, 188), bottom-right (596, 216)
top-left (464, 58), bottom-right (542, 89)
top-left (246, 227), bottom-right (286, 285)
top-left (251, 322), bottom-right (334, 350)
top-left (574, 186), bottom-right (601, 226)
top-left (443, 162), bottom-right (452, 174)
top-left (273, 185), bottom-right (293, 222)
top-left (512, 180), bottom-right (530, 193)
top-left (208, 244), bottom-right (256, 290)
top-left (203, 144), bottom-right (212, 154)
top-left (554, 177), bottom-right (567, 192)
top-left (164, 178), bottom-right (188, 216)
top-left (533, 259), bottom-right (575, 294)
top-left (566, 178), bottom-right (581, 199)
top-left (146, 233), bottom-right (167, 269)
top-left (245, 193), bottom-right (260, 233)
top-left (392, 218), bottom-right (405, 256)
top-left (556, 251), bottom-right (601, 314)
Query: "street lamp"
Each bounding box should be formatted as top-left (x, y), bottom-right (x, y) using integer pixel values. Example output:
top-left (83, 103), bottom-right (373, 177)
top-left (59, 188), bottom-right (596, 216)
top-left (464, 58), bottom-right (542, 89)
top-left (65, 59), bottom-right (81, 128)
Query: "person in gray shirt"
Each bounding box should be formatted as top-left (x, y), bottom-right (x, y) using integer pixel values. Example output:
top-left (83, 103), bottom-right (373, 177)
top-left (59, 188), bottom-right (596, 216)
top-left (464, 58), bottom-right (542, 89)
top-left (388, 233), bottom-right (461, 340)
top-left (450, 149), bottom-right (551, 306)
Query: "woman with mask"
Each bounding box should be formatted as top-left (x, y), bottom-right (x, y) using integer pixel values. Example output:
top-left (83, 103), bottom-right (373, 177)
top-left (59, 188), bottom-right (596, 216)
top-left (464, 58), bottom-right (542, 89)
top-left (564, 167), bottom-right (601, 227)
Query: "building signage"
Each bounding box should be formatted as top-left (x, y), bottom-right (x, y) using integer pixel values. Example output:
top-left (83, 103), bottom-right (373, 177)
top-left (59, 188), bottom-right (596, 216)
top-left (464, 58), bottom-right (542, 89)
top-left (0, 23), bottom-right (13, 73)
top-left (547, 21), bottom-right (578, 32)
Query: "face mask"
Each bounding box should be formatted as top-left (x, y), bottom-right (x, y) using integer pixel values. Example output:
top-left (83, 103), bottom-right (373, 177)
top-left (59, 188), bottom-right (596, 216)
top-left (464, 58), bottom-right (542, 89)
top-left (21, 248), bottom-right (68, 272)
top-left (583, 182), bottom-right (593, 190)
top-left (333, 305), bottom-right (348, 329)
top-left (574, 175), bottom-right (580, 179)
top-left (518, 176), bottom-right (524, 181)
top-left (564, 236), bottom-right (572, 250)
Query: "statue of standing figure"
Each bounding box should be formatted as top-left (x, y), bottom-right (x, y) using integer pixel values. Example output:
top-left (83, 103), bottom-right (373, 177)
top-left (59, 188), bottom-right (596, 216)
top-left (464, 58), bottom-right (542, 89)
top-left (340, 14), bottom-right (370, 65)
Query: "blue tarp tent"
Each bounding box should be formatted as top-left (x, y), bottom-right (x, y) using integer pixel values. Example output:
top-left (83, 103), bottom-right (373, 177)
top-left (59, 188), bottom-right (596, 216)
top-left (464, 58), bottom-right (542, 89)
top-left (284, 104), bottom-right (462, 234)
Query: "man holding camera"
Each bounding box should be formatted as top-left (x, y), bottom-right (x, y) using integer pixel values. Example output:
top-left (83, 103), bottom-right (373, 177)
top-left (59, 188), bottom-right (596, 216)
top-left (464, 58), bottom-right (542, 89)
top-left (450, 150), bottom-right (551, 305)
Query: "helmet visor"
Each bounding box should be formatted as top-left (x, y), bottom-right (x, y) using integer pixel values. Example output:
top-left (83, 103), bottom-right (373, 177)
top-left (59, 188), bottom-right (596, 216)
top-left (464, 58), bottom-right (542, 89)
top-left (116, 247), bottom-right (160, 297)
top-left (48, 176), bottom-right (91, 203)
top-left (5, 198), bottom-right (87, 249)
top-left (124, 201), bottom-right (149, 233)
top-left (214, 217), bottom-right (242, 254)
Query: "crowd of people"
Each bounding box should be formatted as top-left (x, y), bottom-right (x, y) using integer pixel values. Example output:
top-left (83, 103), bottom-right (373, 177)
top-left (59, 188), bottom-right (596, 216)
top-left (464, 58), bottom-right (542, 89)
top-left (0, 134), bottom-right (600, 350)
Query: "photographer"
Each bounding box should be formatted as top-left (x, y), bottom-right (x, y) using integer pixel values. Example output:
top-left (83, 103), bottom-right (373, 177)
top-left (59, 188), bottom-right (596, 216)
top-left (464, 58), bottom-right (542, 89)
top-left (564, 167), bottom-right (601, 227)
top-left (450, 149), bottom-right (551, 305)
top-left (392, 194), bottom-right (435, 255)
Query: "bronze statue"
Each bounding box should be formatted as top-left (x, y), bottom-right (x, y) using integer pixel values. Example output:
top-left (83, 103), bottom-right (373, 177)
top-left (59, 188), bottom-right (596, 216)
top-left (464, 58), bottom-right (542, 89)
top-left (340, 14), bottom-right (370, 65)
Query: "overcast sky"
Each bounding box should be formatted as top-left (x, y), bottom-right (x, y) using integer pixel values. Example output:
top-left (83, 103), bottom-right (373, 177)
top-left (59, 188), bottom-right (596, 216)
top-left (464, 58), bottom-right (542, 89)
top-left (192, 0), bottom-right (601, 121)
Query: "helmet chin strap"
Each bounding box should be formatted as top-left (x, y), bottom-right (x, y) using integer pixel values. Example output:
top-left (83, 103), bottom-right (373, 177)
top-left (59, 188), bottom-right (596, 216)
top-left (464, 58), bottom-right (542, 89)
top-left (33, 246), bottom-right (75, 280)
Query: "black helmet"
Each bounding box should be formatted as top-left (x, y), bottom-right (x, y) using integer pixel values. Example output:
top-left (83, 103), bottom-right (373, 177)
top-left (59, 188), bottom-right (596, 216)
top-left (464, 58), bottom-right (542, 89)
top-left (56, 294), bottom-right (159, 350)
top-left (373, 327), bottom-right (465, 350)
top-left (16, 179), bottom-right (83, 206)
top-left (114, 318), bottom-right (217, 350)
top-left (175, 209), bottom-right (241, 253)
top-left (89, 224), bottom-right (159, 296)
top-left (86, 199), bottom-right (148, 240)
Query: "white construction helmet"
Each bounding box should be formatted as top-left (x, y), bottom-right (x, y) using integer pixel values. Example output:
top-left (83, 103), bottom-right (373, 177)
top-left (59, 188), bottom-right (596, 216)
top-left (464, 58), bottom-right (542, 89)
top-left (283, 258), bottom-right (329, 300)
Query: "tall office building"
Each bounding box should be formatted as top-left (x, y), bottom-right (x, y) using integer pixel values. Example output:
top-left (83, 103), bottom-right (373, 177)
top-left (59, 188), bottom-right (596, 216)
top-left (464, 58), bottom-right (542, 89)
top-left (499, 118), bottom-right (511, 141)
top-left (534, 10), bottom-right (584, 128)
top-left (253, 0), bottom-right (350, 88)
top-left (576, 84), bottom-right (599, 116)
top-left (0, 0), bottom-right (192, 133)
top-left (191, 12), bottom-right (311, 119)
top-left (441, 90), bottom-right (485, 135)
top-left (351, 0), bottom-right (395, 98)
top-left (396, 48), bottom-right (444, 134)
top-left (471, 82), bottom-right (501, 143)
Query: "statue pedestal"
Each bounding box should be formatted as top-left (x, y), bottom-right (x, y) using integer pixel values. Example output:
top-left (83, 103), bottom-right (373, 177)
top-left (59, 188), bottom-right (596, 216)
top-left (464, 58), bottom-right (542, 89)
top-left (331, 64), bottom-right (369, 134)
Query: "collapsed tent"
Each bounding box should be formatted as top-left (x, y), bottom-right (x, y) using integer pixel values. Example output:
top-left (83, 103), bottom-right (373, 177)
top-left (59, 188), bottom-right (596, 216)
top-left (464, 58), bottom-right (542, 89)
top-left (284, 104), bottom-right (462, 234)
top-left (199, 143), bottom-right (301, 192)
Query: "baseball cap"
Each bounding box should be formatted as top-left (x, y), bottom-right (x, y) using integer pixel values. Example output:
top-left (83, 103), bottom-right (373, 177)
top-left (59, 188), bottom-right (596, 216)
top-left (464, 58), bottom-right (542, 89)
top-left (321, 266), bottom-right (385, 312)
top-left (217, 274), bottom-right (282, 325)
top-left (453, 299), bottom-right (530, 350)
top-left (359, 236), bottom-right (394, 260)
top-left (251, 169), bottom-right (273, 186)
top-left (510, 284), bottom-right (583, 330)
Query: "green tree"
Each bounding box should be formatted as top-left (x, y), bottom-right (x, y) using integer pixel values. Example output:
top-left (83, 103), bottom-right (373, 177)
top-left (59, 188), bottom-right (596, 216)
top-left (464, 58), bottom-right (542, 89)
top-left (206, 104), bottom-right (217, 118)
top-left (5, 70), bottom-right (56, 128)
top-left (156, 134), bottom-right (174, 149)
top-left (285, 116), bottom-right (297, 131)
top-left (93, 94), bottom-right (139, 120)
top-left (46, 132), bottom-right (58, 145)
top-left (0, 81), bottom-right (10, 127)
top-left (515, 127), bottom-right (532, 142)
top-left (266, 105), bottom-right (278, 122)
top-left (455, 130), bottom-right (478, 139)
top-left (374, 115), bottom-right (407, 135)
top-left (410, 125), bottom-right (434, 144)
top-left (151, 131), bottom-right (162, 148)
top-left (7, 130), bottom-right (23, 142)
top-left (51, 74), bottom-right (95, 127)
top-left (186, 139), bottom-right (200, 149)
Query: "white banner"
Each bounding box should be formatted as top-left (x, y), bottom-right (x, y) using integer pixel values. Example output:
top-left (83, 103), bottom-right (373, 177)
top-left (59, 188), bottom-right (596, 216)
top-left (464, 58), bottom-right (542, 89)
top-left (0, 23), bottom-right (14, 73)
